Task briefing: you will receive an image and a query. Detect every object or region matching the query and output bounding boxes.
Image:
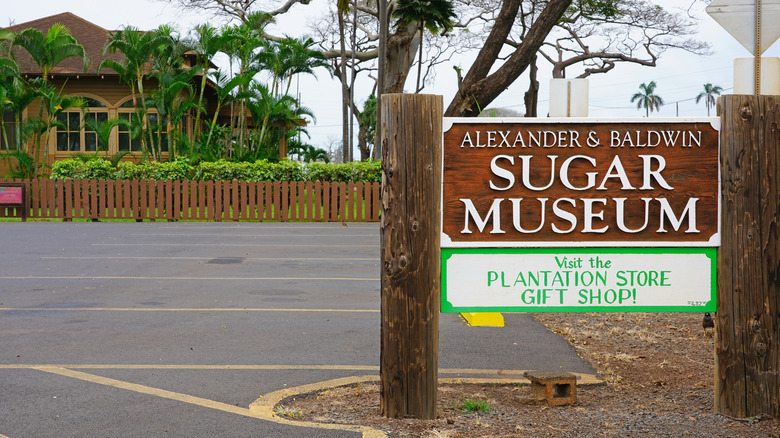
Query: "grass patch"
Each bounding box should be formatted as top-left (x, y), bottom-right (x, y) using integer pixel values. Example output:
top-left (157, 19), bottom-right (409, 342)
top-left (275, 405), bottom-right (303, 418)
top-left (453, 397), bottom-right (492, 414)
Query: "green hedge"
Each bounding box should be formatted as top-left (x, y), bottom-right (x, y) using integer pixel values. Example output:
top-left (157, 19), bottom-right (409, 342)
top-left (50, 158), bottom-right (382, 183)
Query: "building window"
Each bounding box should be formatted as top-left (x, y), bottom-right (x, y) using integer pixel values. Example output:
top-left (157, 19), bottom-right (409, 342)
top-left (147, 112), bottom-right (169, 152)
top-left (1, 110), bottom-right (17, 150)
top-left (117, 109), bottom-right (142, 152)
top-left (55, 98), bottom-right (108, 152)
top-left (118, 100), bottom-right (167, 153)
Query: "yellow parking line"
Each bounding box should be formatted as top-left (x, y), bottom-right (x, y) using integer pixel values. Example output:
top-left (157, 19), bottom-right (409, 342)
top-left (40, 256), bottom-right (376, 261)
top-left (92, 243), bottom-right (375, 247)
top-left (129, 233), bottom-right (378, 237)
top-left (0, 276), bottom-right (378, 281)
top-left (0, 364), bottom-right (380, 371)
top-left (33, 366), bottom-right (385, 438)
top-left (0, 433), bottom-right (9, 438)
top-left (153, 225), bottom-right (378, 229)
top-left (0, 307), bottom-right (379, 313)
top-left (0, 364), bottom-right (602, 384)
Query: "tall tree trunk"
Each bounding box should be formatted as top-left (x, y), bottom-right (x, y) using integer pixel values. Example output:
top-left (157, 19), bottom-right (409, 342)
top-left (338, 13), bottom-right (350, 162)
top-left (524, 56), bottom-right (539, 117)
top-left (445, 0), bottom-right (571, 117)
top-left (349, 1), bottom-right (359, 161)
top-left (415, 23), bottom-right (423, 93)
top-left (385, 23), bottom-right (419, 93)
top-left (374, 0), bottom-right (387, 161)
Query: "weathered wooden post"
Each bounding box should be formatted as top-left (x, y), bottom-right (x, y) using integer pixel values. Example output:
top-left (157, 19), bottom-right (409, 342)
top-left (379, 93), bottom-right (443, 419)
top-left (716, 94), bottom-right (780, 417)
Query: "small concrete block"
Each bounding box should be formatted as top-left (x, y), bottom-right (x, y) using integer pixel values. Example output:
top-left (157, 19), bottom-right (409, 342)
top-left (523, 370), bottom-right (577, 406)
top-left (460, 312), bottom-right (504, 327)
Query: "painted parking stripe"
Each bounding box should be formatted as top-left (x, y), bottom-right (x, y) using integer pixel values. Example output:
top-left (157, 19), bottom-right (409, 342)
top-left (0, 276), bottom-right (378, 281)
top-left (152, 225), bottom-right (378, 229)
top-left (1, 364), bottom-right (380, 371)
top-left (0, 308), bottom-right (379, 313)
top-left (92, 243), bottom-right (375, 247)
top-left (33, 366), bottom-right (385, 438)
top-left (129, 233), bottom-right (378, 237)
top-left (40, 256), bottom-right (376, 261)
top-left (0, 364), bottom-right (602, 383)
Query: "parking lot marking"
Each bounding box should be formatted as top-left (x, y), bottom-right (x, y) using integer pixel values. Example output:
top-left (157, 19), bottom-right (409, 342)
top-left (1, 364), bottom-right (380, 370)
top-left (0, 275), bottom-right (378, 281)
top-left (41, 256), bottom-right (376, 261)
top-left (92, 243), bottom-right (375, 247)
top-left (0, 364), bottom-right (600, 384)
top-left (152, 225), bottom-right (378, 230)
top-left (31, 366), bottom-right (386, 438)
top-left (130, 233), bottom-right (378, 238)
top-left (0, 307), bottom-right (379, 313)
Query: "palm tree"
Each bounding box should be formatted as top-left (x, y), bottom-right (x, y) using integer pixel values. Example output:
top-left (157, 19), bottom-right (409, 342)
top-left (84, 116), bottom-right (130, 157)
top-left (247, 82), bottom-right (314, 160)
top-left (10, 23), bottom-right (88, 174)
top-left (190, 24), bottom-right (227, 137)
top-left (631, 81), bottom-right (664, 117)
top-left (2, 76), bottom-right (39, 150)
top-left (149, 67), bottom-right (199, 159)
top-left (696, 83), bottom-right (723, 117)
top-left (301, 145), bottom-right (330, 163)
top-left (204, 70), bottom-right (253, 151)
top-left (99, 26), bottom-right (173, 157)
top-left (392, 0), bottom-right (456, 92)
top-left (277, 36), bottom-right (330, 97)
top-left (36, 81), bottom-right (85, 175)
top-left (0, 55), bottom-right (20, 149)
top-left (11, 24), bottom-right (88, 82)
top-left (222, 13), bottom-right (272, 150)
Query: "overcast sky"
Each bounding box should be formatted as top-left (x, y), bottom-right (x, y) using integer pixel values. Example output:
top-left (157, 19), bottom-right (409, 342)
top-left (3, 0), bottom-right (780, 152)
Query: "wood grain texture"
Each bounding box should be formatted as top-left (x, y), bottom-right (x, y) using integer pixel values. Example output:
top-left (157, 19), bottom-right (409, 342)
top-left (442, 121), bottom-right (719, 244)
top-left (379, 94), bottom-right (443, 419)
top-left (716, 95), bottom-right (780, 417)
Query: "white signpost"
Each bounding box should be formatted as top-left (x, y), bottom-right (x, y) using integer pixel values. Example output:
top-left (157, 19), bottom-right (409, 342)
top-left (706, 0), bottom-right (780, 55)
top-left (707, 0), bottom-right (780, 94)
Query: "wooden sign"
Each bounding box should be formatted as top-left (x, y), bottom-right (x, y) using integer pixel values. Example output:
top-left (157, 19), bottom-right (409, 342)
top-left (0, 186), bottom-right (23, 204)
top-left (0, 183), bottom-right (27, 222)
top-left (442, 119), bottom-right (720, 247)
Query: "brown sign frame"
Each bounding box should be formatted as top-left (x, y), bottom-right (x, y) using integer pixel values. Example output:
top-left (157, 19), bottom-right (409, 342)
top-left (441, 118), bottom-right (720, 247)
top-left (0, 182), bottom-right (27, 222)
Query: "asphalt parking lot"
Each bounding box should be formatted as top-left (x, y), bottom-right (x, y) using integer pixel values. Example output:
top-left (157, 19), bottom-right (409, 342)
top-left (0, 222), bottom-right (595, 437)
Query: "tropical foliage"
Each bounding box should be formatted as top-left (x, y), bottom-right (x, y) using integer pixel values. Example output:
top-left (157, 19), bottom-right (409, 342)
top-left (1, 18), bottom-right (331, 178)
top-left (50, 156), bottom-right (381, 182)
top-left (696, 83), bottom-right (722, 117)
top-left (631, 81), bottom-right (664, 117)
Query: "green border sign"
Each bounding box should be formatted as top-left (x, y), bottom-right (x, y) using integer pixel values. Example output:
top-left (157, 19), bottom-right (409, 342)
top-left (441, 247), bottom-right (716, 313)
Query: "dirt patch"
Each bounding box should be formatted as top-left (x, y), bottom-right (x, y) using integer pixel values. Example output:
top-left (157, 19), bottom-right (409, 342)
top-left (281, 313), bottom-right (779, 437)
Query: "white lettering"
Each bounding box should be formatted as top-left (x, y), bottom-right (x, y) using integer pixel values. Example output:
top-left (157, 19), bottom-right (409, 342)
top-left (460, 198), bottom-right (505, 234)
top-left (489, 155), bottom-right (515, 191)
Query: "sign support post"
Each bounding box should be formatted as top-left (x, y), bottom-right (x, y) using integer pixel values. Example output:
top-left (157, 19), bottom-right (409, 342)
top-left (716, 94), bottom-right (780, 417)
top-left (379, 94), bottom-right (443, 419)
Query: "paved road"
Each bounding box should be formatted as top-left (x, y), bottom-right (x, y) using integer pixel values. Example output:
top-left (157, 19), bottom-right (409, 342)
top-left (0, 222), bottom-right (595, 437)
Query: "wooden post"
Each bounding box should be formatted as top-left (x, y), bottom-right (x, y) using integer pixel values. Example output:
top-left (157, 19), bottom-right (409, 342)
top-left (379, 94), bottom-right (442, 419)
top-left (716, 95), bottom-right (780, 417)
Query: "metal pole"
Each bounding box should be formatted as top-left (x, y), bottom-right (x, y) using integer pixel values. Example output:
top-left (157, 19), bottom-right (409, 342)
top-left (755, 0), bottom-right (762, 95)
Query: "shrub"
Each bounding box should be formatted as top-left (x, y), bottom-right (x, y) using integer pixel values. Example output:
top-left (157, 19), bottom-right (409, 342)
top-left (48, 158), bottom-right (382, 183)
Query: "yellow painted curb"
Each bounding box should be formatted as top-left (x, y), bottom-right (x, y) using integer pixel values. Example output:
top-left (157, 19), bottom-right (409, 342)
top-left (461, 312), bottom-right (505, 327)
top-left (250, 375), bottom-right (386, 438)
top-left (252, 372), bottom-right (603, 438)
